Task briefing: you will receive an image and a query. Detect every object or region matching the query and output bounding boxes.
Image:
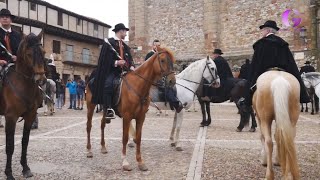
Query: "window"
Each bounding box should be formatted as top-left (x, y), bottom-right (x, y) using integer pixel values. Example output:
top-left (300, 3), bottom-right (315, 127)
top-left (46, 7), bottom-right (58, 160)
top-left (30, 3), bottom-right (36, 11)
top-left (65, 45), bottom-right (73, 61)
top-left (82, 49), bottom-right (90, 64)
top-left (52, 40), bottom-right (61, 54)
top-left (57, 12), bottom-right (63, 26)
top-left (77, 18), bottom-right (81, 26)
top-left (94, 24), bottom-right (98, 31)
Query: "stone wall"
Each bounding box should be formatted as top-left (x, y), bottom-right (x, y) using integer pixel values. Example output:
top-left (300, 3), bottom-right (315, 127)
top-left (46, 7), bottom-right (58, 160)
top-left (129, 0), bottom-right (318, 68)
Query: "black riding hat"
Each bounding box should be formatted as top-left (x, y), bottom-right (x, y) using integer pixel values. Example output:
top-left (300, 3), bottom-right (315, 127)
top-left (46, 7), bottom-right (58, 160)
top-left (112, 23), bottom-right (129, 32)
top-left (259, 20), bottom-right (280, 31)
top-left (213, 49), bottom-right (223, 55)
top-left (0, 9), bottom-right (15, 20)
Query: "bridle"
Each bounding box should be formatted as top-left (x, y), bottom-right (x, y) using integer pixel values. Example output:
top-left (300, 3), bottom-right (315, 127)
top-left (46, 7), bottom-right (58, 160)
top-left (176, 60), bottom-right (219, 94)
top-left (122, 51), bottom-right (175, 103)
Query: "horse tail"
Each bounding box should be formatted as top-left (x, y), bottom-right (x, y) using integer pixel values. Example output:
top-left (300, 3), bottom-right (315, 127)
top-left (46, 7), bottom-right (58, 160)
top-left (271, 77), bottom-right (299, 179)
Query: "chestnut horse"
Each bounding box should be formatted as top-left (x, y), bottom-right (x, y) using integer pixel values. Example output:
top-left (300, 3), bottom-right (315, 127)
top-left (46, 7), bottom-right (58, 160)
top-left (86, 47), bottom-right (176, 171)
top-left (253, 71), bottom-right (300, 180)
top-left (0, 32), bottom-right (46, 180)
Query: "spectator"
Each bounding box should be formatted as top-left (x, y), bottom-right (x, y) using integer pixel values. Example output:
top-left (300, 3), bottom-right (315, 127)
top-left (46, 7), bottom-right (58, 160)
top-left (66, 79), bottom-right (77, 109)
top-left (56, 79), bottom-right (65, 109)
top-left (76, 77), bottom-right (85, 110)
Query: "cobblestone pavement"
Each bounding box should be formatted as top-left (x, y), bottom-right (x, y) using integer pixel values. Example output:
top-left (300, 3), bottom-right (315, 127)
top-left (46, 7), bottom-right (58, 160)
top-left (0, 103), bottom-right (319, 179)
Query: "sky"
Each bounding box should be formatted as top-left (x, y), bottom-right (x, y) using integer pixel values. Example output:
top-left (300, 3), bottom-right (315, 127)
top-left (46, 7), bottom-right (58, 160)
top-left (44, 0), bottom-right (129, 38)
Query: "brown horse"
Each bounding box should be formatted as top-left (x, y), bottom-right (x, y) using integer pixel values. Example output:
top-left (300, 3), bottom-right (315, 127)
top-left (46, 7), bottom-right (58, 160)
top-left (0, 32), bottom-right (46, 180)
top-left (86, 47), bottom-right (176, 171)
top-left (253, 71), bottom-right (300, 180)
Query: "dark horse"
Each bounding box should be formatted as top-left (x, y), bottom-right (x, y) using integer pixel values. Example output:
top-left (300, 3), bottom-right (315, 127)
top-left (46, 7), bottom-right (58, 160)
top-left (0, 32), bottom-right (46, 180)
top-left (197, 78), bottom-right (257, 132)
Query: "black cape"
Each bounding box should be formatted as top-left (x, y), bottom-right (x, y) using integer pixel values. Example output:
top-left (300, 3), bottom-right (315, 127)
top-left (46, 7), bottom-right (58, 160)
top-left (46, 65), bottom-right (59, 82)
top-left (300, 65), bottom-right (315, 74)
top-left (92, 38), bottom-right (134, 104)
top-left (214, 56), bottom-right (233, 81)
top-left (248, 34), bottom-right (309, 102)
top-left (0, 28), bottom-right (21, 61)
top-left (145, 50), bottom-right (155, 61)
top-left (238, 62), bottom-right (251, 80)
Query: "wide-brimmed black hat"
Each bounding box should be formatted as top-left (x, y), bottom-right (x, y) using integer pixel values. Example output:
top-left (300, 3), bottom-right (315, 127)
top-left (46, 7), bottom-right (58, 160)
top-left (112, 23), bottom-right (129, 32)
top-left (0, 9), bottom-right (15, 19)
top-left (305, 61), bottom-right (311, 64)
top-left (213, 49), bottom-right (223, 55)
top-left (259, 20), bottom-right (280, 31)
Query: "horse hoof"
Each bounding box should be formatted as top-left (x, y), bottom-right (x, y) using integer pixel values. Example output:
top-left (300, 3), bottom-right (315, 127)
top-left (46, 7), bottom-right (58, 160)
top-left (44, 113), bottom-right (47, 116)
top-left (6, 175), bottom-right (15, 180)
top-left (176, 147), bottom-right (183, 151)
top-left (273, 162), bottom-right (280, 166)
top-left (122, 164), bottom-right (132, 171)
top-left (249, 128), bottom-right (256, 132)
top-left (133, 139), bottom-right (137, 144)
top-left (22, 169), bottom-right (33, 178)
top-left (170, 142), bottom-right (176, 147)
top-left (311, 112), bottom-right (314, 115)
top-left (236, 128), bottom-right (242, 132)
top-left (101, 148), bottom-right (108, 154)
top-left (138, 164), bottom-right (148, 171)
top-left (87, 152), bottom-right (93, 158)
top-left (128, 142), bottom-right (135, 148)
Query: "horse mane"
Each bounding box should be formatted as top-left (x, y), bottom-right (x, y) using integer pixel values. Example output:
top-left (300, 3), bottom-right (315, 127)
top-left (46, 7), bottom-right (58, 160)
top-left (17, 33), bottom-right (44, 65)
top-left (176, 58), bottom-right (206, 79)
top-left (304, 72), bottom-right (320, 79)
top-left (157, 46), bottom-right (176, 63)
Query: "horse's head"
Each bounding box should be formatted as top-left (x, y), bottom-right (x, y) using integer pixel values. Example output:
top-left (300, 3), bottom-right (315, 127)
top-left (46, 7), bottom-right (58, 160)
top-left (152, 47), bottom-right (176, 87)
top-left (203, 57), bottom-right (220, 88)
top-left (17, 31), bottom-right (46, 85)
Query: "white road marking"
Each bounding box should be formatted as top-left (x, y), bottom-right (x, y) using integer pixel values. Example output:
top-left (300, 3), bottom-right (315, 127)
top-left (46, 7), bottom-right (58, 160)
top-left (186, 127), bottom-right (207, 180)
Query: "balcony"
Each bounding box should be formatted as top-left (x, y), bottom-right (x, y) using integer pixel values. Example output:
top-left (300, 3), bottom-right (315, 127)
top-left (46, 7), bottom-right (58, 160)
top-left (61, 50), bottom-right (98, 68)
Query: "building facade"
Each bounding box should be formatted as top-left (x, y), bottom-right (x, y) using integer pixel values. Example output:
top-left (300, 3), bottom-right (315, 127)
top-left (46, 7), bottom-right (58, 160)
top-left (129, 0), bottom-right (320, 70)
top-left (0, 0), bottom-right (111, 82)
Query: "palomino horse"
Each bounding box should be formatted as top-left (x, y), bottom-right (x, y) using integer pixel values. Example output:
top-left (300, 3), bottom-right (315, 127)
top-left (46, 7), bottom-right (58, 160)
top-left (86, 47), bottom-right (176, 171)
top-left (139, 57), bottom-right (220, 151)
top-left (253, 71), bottom-right (300, 180)
top-left (0, 32), bottom-right (46, 180)
top-left (301, 72), bottom-right (320, 114)
top-left (41, 79), bottom-right (56, 116)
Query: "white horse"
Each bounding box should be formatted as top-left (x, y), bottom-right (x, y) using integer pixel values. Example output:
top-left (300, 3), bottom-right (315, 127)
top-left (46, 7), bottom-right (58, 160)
top-left (41, 79), bottom-right (56, 116)
top-left (301, 72), bottom-right (320, 97)
top-left (130, 57), bottom-right (220, 150)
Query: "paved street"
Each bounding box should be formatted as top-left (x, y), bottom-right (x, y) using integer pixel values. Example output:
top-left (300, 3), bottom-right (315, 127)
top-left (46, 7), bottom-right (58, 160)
top-left (0, 103), bottom-right (319, 179)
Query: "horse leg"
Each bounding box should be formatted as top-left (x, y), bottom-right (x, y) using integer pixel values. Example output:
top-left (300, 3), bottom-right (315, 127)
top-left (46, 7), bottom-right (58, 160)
top-left (305, 103), bottom-right (308, 112)
top-left (122, 117), bottom-right (132, 171)
top-left (200, 101), bottom-right (206, 126)
top-left (135, 115), bottom-right (148, 171)
top-left (5, 116), bottom-right (17, 180)
top-left (311, 96), bottom-right (315, 115)
top-left (44, 104), bottom-right (48, 116)
top-left (86, 103), bottom-right (95, 158)
top-left (250, 108), bottom-right (257, 132)
top-left (205, 102), bottom-right (211, 126)
top-left (300, 103), bottom-right (303, 112)
top-left (174, 111), bottom-right (184, 151)
top-left (260, 121), bottom-right (274, 180)
top-left (100, 116), bottom-right (107, 154)
top-left (20, 113), bottom-right (36, 178)
top-left (170, 111), bottom-right (177, 146)
top-left (128, 121), bottom-right (136, 148)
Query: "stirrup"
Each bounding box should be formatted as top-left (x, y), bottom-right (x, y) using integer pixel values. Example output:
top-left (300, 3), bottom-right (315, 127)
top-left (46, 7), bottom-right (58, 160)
top-left (106, 108), bottom-right (116, 119)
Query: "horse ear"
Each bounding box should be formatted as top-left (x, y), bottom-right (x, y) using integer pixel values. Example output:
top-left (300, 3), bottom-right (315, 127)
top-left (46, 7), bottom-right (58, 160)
top-left (37, 31), bottom-right (44, 41)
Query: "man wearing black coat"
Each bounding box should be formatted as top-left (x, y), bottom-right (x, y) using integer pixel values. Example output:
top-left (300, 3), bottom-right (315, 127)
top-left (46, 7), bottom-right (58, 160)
top-left (243, 20), bottom-right (310, 106)
top-left (300, 61), bottom-right (315, 74)
top-left (201, 49), bottom-right (233, 101)
top-left (145, 39), bottom-right (160, 61)
top-left (238, 59), bottom-right (251, 80)
top-left (92, 23), bottom-right (135, 122)
top-left (0, 9), bottom-right (21, 67)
